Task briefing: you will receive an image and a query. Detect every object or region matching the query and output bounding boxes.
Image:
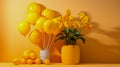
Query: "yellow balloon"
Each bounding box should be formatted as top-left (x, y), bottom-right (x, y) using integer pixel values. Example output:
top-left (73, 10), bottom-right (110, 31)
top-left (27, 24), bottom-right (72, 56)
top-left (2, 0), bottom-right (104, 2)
top-left (23, 49), bottom-right (33, 59)
top-left (52, 16), bottom-right (62, 22)
top-left (53, 23), bottom-right (62, 35)
top-left (35, 17), bottom-right (46, 32)
top-left (18, 21), bottom-right (30, 36)
top-left (27, 2), bottom-right (42, 14)
top-left (41, 9), bottom-right (55, 19)
top-left (52, 17), bottom-right (62, 35)
top-left (43, 20), bottom-right (55, 34)
top-left (26, 12), bottom-right (40, 25)
top-left (29, 30), bottom-right (42, 45)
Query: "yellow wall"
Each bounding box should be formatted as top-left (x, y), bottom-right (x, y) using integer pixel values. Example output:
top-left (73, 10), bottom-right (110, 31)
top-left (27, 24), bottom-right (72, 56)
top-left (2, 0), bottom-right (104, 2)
top-left (0, 0), bottom-right (120, 63)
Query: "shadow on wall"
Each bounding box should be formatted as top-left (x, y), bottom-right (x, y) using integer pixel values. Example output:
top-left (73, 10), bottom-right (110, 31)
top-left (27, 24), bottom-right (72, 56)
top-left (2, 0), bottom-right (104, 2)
top-left (79, 22), bottom-right (120, 63)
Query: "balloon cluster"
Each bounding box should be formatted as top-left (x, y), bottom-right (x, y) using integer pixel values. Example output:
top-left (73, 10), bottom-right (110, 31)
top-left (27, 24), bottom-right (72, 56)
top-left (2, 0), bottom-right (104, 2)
top-left (13, 49), bottom-right (50, 65)
top-left (13, 50), bottom-right (41, 65)
top-left (18, 2), bottom-right (62, 50)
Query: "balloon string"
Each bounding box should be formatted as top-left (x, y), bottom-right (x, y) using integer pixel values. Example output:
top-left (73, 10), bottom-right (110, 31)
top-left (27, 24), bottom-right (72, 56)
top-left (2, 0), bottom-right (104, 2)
top-left (44, 32), bottom-right (46, 49)
top-left (48, 35), bottom-right (55, 50)
top-left (46, 34), bottom-right (52, 50)
top-left (42, 32), bottom-right (45, 50)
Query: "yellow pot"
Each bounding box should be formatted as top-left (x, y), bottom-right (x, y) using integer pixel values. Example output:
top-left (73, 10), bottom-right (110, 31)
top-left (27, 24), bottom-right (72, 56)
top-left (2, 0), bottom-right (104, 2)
top-left (61, 45), bottom-right (80, 65)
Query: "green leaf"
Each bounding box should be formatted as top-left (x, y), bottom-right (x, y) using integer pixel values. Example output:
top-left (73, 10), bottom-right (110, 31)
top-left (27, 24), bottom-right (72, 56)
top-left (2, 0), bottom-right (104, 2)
top-left (55, 35), bottom-right (66, 42)
top-left (73, 36), bottom-right (77, 41)
top-left (78, 37), bottom-right (85, 44)
top-left (55, 26), bottom-right (86, 45)
top-left (75, 32), bottom-right (80, 36)
top-left (75, 32), bottom-right (84, 37)
top-left (65, 28), bottom-right (70, 35)
top-left (56, 32), bottom-right (63, 37)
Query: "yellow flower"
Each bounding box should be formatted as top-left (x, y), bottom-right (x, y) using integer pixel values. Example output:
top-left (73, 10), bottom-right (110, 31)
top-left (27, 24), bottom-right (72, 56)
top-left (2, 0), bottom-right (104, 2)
top-left (72, 21), bottom-right (80, 28)
top-left (81, 15), bottom-right (90, 24)
top-left (66, 10), bottom-right (71, 16)
top-left (63, 21), bottom-right (69, 28)
top-left (68, 15), bottom-right (75, 22)
top-left (79, 12), bottom-right (85, 20)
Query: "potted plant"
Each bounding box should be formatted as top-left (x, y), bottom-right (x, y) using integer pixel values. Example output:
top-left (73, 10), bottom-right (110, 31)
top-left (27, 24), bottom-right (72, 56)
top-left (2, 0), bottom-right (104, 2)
top-left (55, 27), bottom-right (85, 64)
top-left (55, 10), bottom-right (92, 64)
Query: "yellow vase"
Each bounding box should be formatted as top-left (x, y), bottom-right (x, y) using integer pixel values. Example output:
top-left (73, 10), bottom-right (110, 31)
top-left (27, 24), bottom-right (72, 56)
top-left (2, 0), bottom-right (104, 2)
top-left (61, 45), bottom-right (80, 65)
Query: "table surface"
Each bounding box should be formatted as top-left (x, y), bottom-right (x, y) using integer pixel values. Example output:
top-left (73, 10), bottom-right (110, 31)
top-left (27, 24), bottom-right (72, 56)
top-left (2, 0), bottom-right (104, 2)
top-left (0, 63), bottom-right (120, 67)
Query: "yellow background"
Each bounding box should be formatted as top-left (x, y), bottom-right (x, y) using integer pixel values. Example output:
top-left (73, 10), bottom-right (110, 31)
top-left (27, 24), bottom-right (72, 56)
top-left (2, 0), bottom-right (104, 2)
top-left (0, 0), bottom-right (120, 63)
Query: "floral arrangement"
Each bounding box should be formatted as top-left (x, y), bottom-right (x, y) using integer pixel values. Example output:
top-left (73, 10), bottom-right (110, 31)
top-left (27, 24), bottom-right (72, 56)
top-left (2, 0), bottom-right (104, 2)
top-left (55, 10), bottom-right (92, 45)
